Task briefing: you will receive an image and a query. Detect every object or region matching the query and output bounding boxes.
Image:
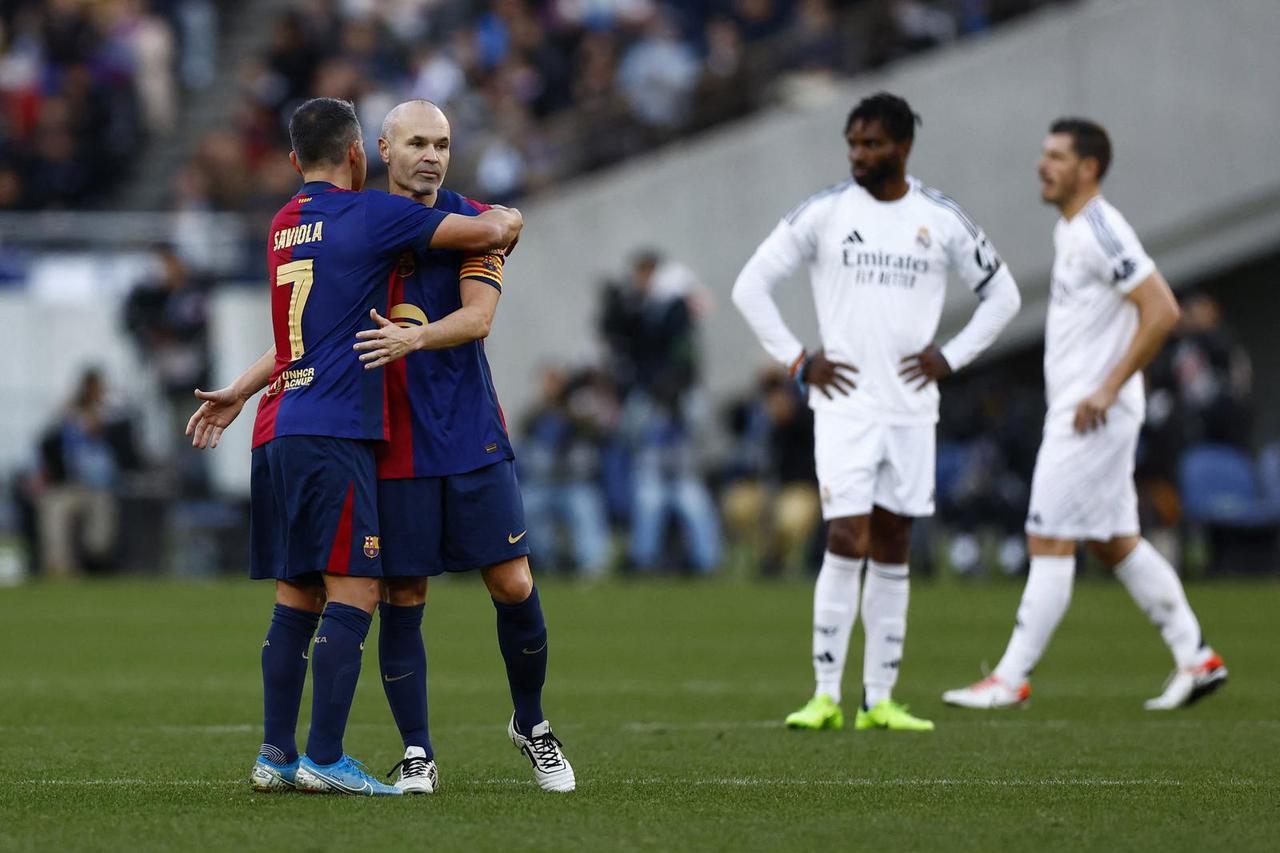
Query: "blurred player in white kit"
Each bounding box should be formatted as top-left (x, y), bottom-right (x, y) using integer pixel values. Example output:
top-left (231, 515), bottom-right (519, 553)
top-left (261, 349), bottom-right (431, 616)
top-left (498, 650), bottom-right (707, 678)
top-left (944, 118), bottom-right (1227, 711)
top-left (732, 93), bottom-right (1022, 732)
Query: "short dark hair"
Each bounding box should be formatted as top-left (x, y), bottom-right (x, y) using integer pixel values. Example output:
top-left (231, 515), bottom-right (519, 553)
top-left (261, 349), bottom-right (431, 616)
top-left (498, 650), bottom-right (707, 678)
top-left (288, 97), bottom-right (361, 170)
top-left (1050, 117), bottom-right (1112, 180)
top-left (845, 92), bottom-right (921, 142)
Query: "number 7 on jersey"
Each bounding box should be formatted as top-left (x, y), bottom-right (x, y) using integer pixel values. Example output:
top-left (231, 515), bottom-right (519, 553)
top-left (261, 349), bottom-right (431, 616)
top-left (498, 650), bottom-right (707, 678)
top-left (275, 258), bottom-right (314, 361)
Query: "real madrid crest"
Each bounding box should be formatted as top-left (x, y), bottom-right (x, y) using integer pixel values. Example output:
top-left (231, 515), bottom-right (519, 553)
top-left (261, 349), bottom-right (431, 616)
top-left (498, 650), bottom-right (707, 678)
top-left (916, 226), bottom-right (932, 249)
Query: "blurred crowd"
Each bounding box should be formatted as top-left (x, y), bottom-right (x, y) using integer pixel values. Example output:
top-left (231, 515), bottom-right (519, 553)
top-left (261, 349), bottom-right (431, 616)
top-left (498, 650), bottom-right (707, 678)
top-left (0, 1), bottom-right (222, 210)
top-left (168, 0), bottom-right (1068, 240)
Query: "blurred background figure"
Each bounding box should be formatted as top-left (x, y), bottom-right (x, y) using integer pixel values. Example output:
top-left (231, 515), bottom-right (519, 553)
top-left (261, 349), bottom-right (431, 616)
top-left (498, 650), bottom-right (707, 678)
top-left (623, 388), bottom-right (722, 574)
top-left (519, 366), bottom-right (615, 578)
top-left (122, 244), bottom-right (211, 491)
top-left (23, 368), bottom-right (141, 578)
top-left (720, 367), bottom-right (820, 577)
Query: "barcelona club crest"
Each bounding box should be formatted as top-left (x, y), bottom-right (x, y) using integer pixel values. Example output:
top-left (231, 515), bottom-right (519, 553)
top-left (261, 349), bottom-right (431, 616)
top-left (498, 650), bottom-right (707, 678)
top-left (363, 535), bottom-right (381, 559)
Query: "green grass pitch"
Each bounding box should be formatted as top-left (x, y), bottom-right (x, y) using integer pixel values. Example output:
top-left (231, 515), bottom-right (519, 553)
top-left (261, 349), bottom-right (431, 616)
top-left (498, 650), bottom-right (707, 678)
top-left (1, 574), bottom-right (1276, 852)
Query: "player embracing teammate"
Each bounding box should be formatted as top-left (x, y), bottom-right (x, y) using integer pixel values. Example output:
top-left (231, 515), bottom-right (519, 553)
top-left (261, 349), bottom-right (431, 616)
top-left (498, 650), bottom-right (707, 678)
top-left (188, 97), bottom-right (573, 795)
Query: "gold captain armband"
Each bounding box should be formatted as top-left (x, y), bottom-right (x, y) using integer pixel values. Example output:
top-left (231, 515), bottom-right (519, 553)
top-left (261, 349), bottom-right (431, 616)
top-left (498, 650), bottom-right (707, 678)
top-left (460, 252), bottom-right (505, 289)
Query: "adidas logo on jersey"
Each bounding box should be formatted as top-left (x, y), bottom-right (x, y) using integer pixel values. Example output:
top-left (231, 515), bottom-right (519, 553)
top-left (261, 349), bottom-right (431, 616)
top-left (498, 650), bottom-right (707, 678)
top-left (843, 229), bottom-right (864, 245)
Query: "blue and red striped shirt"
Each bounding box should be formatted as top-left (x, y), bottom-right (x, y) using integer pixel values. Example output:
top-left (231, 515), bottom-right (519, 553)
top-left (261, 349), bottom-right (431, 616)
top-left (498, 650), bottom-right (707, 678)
top-left (377, 189), bottom-right (514, 478)
top-left (251, 181), bottom-right (448, 448)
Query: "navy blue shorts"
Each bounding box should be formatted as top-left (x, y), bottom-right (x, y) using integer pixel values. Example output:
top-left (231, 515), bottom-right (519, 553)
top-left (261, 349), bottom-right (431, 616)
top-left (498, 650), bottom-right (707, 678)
top-left (250, 436), bottom-right (383, 583)
top-left (378, 459), bottom-right (530, 577)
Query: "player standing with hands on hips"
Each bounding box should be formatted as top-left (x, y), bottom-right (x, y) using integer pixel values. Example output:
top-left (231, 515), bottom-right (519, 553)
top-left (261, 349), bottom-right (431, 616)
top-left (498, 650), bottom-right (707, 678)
top-left (732, 93), bottom-right (1021, 732)
top-left (943, 119), bottom-right (1227, 711)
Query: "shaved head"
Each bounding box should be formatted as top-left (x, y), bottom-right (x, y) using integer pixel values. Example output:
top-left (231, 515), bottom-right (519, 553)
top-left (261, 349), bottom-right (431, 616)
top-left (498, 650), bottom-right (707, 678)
top-left (380, 100), bottom-right (448, 145)
top-left (379, 100), bottom-right (452, 204)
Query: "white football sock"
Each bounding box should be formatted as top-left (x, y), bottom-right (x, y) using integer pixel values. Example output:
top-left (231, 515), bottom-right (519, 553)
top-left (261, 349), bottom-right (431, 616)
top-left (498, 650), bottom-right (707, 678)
top-left (861, 560), bottom-right (909, 707)
top-left (811, 551), bottom-right (863, 705)
top-left (1114, 539), bottom-right (1205, 668)
top-left (993, 555), bottom-right (1075, 685)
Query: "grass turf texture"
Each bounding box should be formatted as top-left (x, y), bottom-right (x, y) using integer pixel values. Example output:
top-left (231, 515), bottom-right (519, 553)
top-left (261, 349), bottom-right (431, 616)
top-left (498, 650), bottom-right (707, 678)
top-left (0, 575), bottom-right (1276, 852)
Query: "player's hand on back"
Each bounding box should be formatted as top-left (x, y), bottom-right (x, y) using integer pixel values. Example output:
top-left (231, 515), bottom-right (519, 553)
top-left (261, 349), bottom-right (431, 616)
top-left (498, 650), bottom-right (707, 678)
top-left (354, 308), bottom-right (421, 369)
top-left (186, 386), bottom-right (248, 449)
top-left (899, 344), bottom-right (952, 390)
top-left (803, 349), bottom-right (859, 399)
top-left (1073, 386), bottom-right (1117, 434)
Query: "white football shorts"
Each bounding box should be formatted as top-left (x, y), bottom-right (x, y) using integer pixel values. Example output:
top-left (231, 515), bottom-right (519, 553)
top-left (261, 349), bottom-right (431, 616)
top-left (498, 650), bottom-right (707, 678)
top-left (813, 409), bottom-right (936, 520)
top-left (1025, 413), bottom-right (1140, 541)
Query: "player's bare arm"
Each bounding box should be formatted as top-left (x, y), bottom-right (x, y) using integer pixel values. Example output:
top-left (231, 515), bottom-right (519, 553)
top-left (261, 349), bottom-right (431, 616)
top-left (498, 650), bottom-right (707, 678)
top-left (1074, 270), bottom-right (1179, 433)
top-left (430, 208), bottom-right (522, 254)
top-left (186, 345), bottom-right (277, 449)
top-left (355, 280), bottom-right (501, 369)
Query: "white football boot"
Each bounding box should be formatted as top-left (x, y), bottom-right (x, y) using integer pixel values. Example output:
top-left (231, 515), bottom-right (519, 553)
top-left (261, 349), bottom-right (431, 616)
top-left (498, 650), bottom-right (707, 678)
top-left (1144, 651), bottom-right (1228, 710)
top-left (509, 715), bottom-right (575, 792)
top-left (389, 746), bottom-right (438, 794)
top-left (942, 673), bottom-right (1031, 709)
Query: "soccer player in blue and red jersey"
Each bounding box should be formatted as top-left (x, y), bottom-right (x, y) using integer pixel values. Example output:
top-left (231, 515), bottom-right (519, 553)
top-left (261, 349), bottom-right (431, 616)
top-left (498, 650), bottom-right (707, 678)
top-left (352, 100), bottom-right (574, 793)
top-left (184, 97), bottom-right (522, 796)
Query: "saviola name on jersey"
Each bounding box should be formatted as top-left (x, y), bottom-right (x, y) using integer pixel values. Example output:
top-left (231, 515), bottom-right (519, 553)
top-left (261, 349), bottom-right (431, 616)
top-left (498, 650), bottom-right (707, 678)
top-left (379, 189), bottom-right (513, 479)
top-left (252, 181), bottom-right (451, 448)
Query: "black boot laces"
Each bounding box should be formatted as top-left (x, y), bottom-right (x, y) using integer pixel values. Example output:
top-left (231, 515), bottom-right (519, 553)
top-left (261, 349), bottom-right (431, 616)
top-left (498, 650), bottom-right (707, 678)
top-left (529, 730), bottom-right (566, 771)
top-left (386, 754), bottom-right (430, 780)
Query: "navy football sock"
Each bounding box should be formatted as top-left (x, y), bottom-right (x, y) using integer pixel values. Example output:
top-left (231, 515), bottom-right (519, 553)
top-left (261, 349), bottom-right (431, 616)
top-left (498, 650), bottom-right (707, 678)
top-left (493, 586), bottom-right (548, 735)
top-left (378, 603), bottom-right (432, 758)
top-left (260, 603), bottom-right (320, 765)
top-left (305, 602), bottom-right (372, 766)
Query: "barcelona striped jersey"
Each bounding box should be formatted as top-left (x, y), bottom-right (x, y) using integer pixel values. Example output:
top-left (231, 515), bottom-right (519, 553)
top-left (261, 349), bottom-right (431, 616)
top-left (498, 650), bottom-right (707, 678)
top-left (377, 188), bottom-right (514, 478)
top-left (252, 181), bottom-right (449, 448)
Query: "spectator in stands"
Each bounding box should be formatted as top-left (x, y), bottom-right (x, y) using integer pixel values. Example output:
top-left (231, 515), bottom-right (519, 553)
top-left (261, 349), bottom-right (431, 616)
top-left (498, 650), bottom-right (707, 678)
top-left (155, 1), bottom-right (1051, 210)
top-left (624, 388), bottom-right (722, 574)
top-left (599, 249), bottom-right (700, 401)
top-left (0, 0), bottom-right (187, 209)
top-left (31, 368), bottom-right (141, 577)
top-left (720, 367), bottom-right (821, 576)
top-left (122, 245), bottom-right (211, 489)
top-left (519, 366), bottom-right (615, 576)
top-left (617, 6), bottom-right (701, 130)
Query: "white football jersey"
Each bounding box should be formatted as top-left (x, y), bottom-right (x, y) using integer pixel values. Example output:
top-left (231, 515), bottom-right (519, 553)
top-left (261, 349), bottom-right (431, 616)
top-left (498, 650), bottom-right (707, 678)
top-left (755, 177), bottom-right (1004, 424)
top-left (1044, 196), bottom-right (1155, 432)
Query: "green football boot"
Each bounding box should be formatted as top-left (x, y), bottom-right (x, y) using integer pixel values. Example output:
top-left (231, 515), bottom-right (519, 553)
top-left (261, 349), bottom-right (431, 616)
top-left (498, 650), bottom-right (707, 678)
top-left (784, 694), bottom-right (844, 730)
top-left (854, 699), bottom-right (935, 732)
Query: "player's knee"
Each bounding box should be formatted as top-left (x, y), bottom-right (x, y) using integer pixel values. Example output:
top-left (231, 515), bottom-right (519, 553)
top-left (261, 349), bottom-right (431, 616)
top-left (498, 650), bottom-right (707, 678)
top-left (826, 522), bottom-right (868, 559)
top-left (325, 576), bottom-right (381, 613)
top-left (383, 577), bottom-right (427, 607)
top-left (870, 528), bottom-right (911, 564)
top-left (1093, 535), bottom-right (1141, 568)
top-left (484, 558), bottom-right (533, 605)
top-left (276, 580), bottom-right (325, 613)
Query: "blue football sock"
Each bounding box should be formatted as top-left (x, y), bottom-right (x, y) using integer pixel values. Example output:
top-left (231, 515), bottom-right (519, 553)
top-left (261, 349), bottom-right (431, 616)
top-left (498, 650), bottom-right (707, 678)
top-left (378, 602), bottom-right (432, 758)
top-left (493, 585), bottom-right (547, 735)
top-left (304, 602), bottom-right (372, 766)
top-left (260, 603), bottom-right (320, 765)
